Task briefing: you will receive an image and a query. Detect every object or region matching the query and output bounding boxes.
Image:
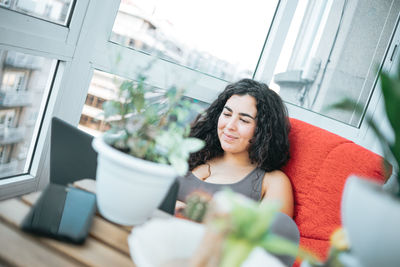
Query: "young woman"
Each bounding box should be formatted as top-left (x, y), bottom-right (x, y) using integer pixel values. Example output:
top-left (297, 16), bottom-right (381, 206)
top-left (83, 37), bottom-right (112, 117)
top-left (177, 78), bottom-right (293, 217)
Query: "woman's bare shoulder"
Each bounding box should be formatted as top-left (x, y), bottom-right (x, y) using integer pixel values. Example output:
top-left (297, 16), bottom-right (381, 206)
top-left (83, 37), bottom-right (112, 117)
top-left (264, 170), bottom-right (290, 183)
top-left (262, 170), bottom-right (292, 197)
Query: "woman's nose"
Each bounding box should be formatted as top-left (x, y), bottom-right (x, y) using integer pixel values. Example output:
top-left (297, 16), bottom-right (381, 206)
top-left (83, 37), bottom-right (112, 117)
top-left (226, 117), bottom-right (237, 130)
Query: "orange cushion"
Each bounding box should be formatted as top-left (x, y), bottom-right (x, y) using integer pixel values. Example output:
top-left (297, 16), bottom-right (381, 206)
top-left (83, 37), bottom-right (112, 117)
top-left (282, 118), bottom-right (387, 262)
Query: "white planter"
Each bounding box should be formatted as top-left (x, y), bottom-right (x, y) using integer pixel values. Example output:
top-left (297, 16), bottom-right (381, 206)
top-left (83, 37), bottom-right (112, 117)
top-left (92, 136), bottom-right (176, 226)
top-left (342, 176), bottom-right (400, 267)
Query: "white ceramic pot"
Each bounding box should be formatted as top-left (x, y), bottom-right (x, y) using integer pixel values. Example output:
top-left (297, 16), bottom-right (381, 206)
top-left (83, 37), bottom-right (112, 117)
top-left (128, 217), bottom-right (285, 267)
top-left (92, 136), bottom-right (176, 226)
top-left (342, 176), bottom-right (400, 267)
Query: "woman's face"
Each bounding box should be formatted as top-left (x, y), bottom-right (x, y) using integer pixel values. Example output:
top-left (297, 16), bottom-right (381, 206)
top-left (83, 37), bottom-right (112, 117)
top-left (217, 94), bottom-right (257, 154)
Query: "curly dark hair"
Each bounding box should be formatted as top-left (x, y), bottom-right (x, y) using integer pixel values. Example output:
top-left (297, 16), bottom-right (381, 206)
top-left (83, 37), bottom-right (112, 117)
top-left (188, 78), bottom-right (290, 172)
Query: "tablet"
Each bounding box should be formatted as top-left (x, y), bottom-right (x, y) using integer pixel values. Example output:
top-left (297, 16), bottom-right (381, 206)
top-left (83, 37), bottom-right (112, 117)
top-left (22, 183), bottom-right (96, 244)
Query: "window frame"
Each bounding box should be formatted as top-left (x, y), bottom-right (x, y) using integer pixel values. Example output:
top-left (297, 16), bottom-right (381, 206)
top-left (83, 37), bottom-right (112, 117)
top-left (0, 0), bottom-right (91, 198)
top-left (0, 0), bottom-right (398, 199)
top-left (255, 0), bottom-right (399, 147)
top-left (281, 11), bottom-right (400, 145)
top-left (0, 0), bottom-right (88, 59)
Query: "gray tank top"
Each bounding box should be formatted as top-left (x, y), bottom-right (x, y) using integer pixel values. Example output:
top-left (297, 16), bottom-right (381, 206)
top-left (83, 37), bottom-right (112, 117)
top-left (177, 168), bottom-right (265, 201)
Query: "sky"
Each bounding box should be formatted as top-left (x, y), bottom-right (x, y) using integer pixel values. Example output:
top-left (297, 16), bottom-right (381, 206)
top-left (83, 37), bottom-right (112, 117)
top-left (137, 0), bottom-right (279, 71)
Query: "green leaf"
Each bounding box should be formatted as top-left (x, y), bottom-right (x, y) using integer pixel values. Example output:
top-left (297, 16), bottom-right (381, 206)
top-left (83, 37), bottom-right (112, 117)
top-left (220, 237), bottom-right (253, 267)
top-left (120, 80), bottom-right (133, 92)
top-left (243, 201), bottom-right (280, 240)
top-left (144, 105), bottom-right (159, 124)
top-left (155, 131), bottom-right (172, 150)
top-left (137, 74), bottom-right (147, 83)
top-left (166, 86), bottom-right (178, 100)
top-left (133, 96), bottom-right (145, 112)
top-left (260, 234), bottom-right (298, 256)
top-left (380, 72), bottom-right (400, 134)
top-left (260, 234), bottom-right (319, 264)
top-left (175, 108), bottom-right (188, 123)
top-left (103, 100), bottom-right (121, 118)
top-left (380, 72), bottom-right (400, 174)
top-left (169, 154), bottom-right (188, 175)
top-left (182, 138), bottom-right (205, 154)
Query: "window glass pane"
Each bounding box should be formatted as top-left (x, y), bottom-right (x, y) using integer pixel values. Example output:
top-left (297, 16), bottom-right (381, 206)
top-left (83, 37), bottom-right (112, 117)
top-left (0, 0), bottom-right (75, 25)
top-left (269, 0), bottom-right (398, 126)
top-left (0, 49), bottom-right (56, 179)
top-left (111, 0), bottom-right (279, 82)
top-left (79, 69), bottom-right (208, 136)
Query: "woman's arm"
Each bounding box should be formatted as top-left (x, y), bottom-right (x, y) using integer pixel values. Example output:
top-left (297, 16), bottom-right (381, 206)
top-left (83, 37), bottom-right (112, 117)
top-left (261, 170), bottom-right (294, 217)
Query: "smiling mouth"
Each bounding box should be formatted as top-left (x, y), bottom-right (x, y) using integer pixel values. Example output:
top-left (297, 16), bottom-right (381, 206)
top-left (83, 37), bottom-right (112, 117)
top-left (223, 133), bottom-right (238, 141)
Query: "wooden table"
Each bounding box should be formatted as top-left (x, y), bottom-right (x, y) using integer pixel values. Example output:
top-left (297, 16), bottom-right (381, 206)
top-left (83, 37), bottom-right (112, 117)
top-left (0, 179), bottom-right (171, 267)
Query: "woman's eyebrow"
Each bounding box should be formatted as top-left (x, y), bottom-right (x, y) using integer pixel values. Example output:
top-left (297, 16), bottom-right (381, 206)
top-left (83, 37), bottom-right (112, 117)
top-left (223, 106), bottom-right (232, 112)
top-left (240, 113), bottom-right (255, 120)
top-left (223, 106), bottom-right (255, 120)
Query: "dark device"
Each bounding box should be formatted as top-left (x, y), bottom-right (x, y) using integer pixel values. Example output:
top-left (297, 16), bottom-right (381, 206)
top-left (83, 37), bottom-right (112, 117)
top-left (21, 117), bottom-right (97, 244)
top-left (22, 183), bottom-right (96, 244)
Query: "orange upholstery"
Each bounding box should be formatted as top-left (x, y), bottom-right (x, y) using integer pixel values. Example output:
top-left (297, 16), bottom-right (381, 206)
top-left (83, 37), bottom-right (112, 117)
top-left (282, 118), bottom-right (387, 265)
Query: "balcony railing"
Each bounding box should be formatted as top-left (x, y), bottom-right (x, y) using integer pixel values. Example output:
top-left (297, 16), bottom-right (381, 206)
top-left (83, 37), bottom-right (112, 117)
top-left (0, 161), bottom-right (18, 177)
top-left (0, 127), bottom-right (25, 145)
top-left (4, 51), bottom-right (42, 69)
top-left (0, 91), bottom-right (32, 107)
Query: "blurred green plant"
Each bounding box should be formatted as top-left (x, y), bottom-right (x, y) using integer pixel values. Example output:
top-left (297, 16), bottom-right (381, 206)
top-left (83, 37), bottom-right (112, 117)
top-left (183, 190), bottom-right (212, 223)
top-left (305, 227), bottom-right (350, 267)
top-left (102, 72), bottom-right (204, 175)
top-left (330, 62), bottom-right (400, 197)
top-left (208, 191), bottom-right (318, 267)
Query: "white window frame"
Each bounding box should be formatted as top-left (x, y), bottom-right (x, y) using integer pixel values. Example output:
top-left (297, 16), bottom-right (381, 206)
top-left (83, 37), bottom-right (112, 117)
top-left (0, 0), bottom-right (91, 198)
top-left (283, 13), bottom-right (400, 149)
top-left (0, 0), bottom-right (398, 199)
top-left (254, 0), bottom-right (299, 83)
top-left (255, 0), bottom-right (400, 154)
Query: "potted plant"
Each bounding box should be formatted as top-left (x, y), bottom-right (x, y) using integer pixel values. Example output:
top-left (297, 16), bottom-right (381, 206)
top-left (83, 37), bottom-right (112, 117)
top-left (332, 61), bottom-right (400, 267)
top-left (92, 72), bottom-right (204, 226)
top-left (188, 190), bottom-right (317, 267)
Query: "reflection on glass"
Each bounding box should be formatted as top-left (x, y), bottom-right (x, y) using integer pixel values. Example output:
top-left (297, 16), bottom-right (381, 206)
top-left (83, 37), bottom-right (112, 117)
top-left (0, 0), bottom-right (74, 25)
top-left (270, 0), bottom-right (398, 126)
top-left (111, 0), bottom-right (278, 82)
top-left (0, 49), bottom-right (56, 179)
top-left (79, 70), bottom-right (208, 137)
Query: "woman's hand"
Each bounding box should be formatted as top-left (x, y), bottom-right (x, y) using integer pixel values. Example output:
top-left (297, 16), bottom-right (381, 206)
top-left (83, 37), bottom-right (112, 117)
top-left (175, 200), bottom-right (187, 214)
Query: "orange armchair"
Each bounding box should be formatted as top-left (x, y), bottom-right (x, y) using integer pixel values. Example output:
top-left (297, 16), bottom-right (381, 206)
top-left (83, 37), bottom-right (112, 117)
top-left (282, 118), bottom-right (387, 264)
